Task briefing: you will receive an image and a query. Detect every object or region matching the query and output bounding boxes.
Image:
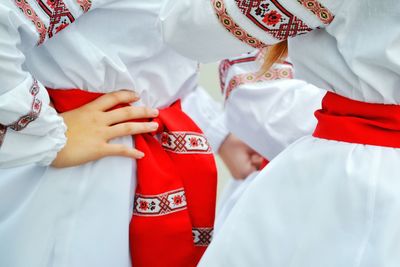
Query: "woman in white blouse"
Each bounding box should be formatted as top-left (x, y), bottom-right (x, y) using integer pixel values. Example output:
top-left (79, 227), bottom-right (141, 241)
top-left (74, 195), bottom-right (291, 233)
top-left (160, 0), bottom-right (400, 266)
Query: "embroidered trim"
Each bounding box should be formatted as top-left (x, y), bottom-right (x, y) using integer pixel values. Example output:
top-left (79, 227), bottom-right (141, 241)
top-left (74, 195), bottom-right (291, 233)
top-left (14, 0), bottom-right (47, 45)
top-left (192, 227), bottom-right (213, 246)
top-left (219, 54), bottom-right (258, 92)
top-left (212, 0), bottom-right (267, 49)
top-left (235, 0), bottom-right (311, 40)
top-left (36, 0), bottom-right (76, 38)
top-left (0, 125), bottom-right (7, 148)
top-left (133, 189), bottom-right (187, 216)
top-left (161, 132), bottom-right (212, 154)
top-left (76, 0), bottom-right (91, 12)
top-left (225, 65), bottom-right (293, 99)
top-left (9, 80), bottom-right (42, 131)
top-left (297, 0), bottom-right (334, 25)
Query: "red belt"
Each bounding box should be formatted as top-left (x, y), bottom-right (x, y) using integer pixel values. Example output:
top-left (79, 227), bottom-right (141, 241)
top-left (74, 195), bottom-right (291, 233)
top-left (313, 92), bottom-right (400, 148)
top-left (47, 89), bottom-right (217, 267)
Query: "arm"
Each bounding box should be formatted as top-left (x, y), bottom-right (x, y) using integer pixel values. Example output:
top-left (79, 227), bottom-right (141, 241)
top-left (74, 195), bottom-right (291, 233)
top-left (159, 0), bottom-right (338, 62)
top-left (0, 0), bottom-right (101, 167)
top-left (221, 53), bottom-right (324, 159)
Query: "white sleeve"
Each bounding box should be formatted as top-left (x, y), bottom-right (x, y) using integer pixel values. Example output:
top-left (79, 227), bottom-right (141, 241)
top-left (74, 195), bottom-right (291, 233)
top-left (159, 0), bottom-right (338, 62)
top-left (0, 0), bottom-right (95, 168)
top-left (181, 86), bottom-right (229, 152)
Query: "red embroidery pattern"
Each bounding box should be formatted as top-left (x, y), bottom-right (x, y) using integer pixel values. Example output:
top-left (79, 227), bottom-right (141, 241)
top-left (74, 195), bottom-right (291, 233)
top-left (235, 0), bottom-right (311, 40)
top-left (9, 80), bottom-right (42, 131)
top-left (225, 65), bottom-right (293, 99)
top-left (297, 0), bottom-right (334, 25)
top-left (219, 53), bottom-right (259, 93)
top-left (212, 0), bottom-right (267, 49)
top-left (192, 228), bottom-right (213, 246)
top-left (0, 125), bottom-right (7, 147)
top-left (14, 0), bottom-right (47, 45)
top-left (161, 132), bottom-right (212, 154)
top-left (76, 0), bottom-right (91, 12)
top-left (36, 0), bottom-right (76, 38)
top-left (133, 189), bottom-right (187, 216)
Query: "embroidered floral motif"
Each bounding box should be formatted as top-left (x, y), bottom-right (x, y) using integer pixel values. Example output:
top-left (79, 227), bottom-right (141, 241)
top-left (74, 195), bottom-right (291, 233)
top-left (76, 0), bottom-right (92, 12)
top-left (14, 0), bottom-right (47, 45)
top-left (133, 189), bottom-right (187, 216)
top-left (161, 132), bottom-right (212, 154)
top-left (235, 0), bottom-right (311, 40)
top-left (0, 125), bottom-right (7, 148)
top-left (297, 0), bottom-right (334, 25)
top-left (225, 65), bottom-right (293, 99)
top-left (211, 0), bottom-right (267, 49)
top-left (9, 80), bottom-right (42, 131)
top-left (192, 228), bottom-right (213, 246)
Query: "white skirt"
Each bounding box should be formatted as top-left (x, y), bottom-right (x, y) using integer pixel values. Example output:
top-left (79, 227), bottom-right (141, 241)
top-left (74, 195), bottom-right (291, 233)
top-left (199, 136), bottom-right (400, 267)
top-left (0, 136), bottom-right (134, 267)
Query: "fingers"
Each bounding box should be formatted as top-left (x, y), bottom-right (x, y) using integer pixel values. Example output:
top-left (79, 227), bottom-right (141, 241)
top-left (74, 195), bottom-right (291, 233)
top-left (105, 106), bottom-right (159, 125)
top-left (104, 144), bottom-right (145, 159)
top-left (106, 121), bottom-right (159, 140)
top-left (85, 90), bottom-right (139, 111)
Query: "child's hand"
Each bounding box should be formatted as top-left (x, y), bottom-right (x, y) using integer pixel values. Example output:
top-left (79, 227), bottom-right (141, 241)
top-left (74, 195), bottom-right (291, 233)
top-left (51, 91), bottom-right (159, 168)
top-left (218, 134), bottom-right (264, 180)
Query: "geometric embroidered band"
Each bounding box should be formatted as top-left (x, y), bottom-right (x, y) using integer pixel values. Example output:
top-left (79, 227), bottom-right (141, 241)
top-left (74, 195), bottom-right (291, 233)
top-left (133, 189), bottom-right (187, 216)
top-left (161, 132), bottom-right (212, 154)
top-left (297, 0), bottom-right (334, 25)
top-left (192, 227), bottom-right (214, 247)
top-left (212, 0), bottom-right (267, 49)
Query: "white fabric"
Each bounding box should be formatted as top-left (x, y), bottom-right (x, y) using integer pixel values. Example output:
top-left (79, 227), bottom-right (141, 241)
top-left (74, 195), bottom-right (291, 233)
top-left (221, 53), bottom-right (324, 159)
top-left (161, 0), bottom-right (400, 266)
top-left (182, 86), bottom-right (229, 152)
top-left (0, 1), bottom-right (221, 266)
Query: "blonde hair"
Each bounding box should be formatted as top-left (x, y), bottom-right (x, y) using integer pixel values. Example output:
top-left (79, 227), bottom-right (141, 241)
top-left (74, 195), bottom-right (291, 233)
top-left (261, 41), bottom-right (288, 73)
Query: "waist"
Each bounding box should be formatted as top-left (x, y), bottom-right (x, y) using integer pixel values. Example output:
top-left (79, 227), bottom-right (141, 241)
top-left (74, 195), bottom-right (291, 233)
top-left (313, 92), bottom-right (400, 148)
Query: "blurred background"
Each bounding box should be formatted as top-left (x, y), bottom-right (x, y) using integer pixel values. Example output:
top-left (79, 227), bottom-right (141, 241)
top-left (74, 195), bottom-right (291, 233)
top-left (199, 63), bottom-right (230, 197)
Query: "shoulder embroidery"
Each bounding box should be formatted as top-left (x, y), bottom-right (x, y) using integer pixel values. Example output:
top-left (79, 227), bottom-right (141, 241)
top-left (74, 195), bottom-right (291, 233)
top-left (14, 0), bottom-right (47, 45)
top-left (15, 0), bottom-right (92, 45)
top-left (297, 0), bottom-right (334, 25)
top-left (235, 0), bottom-right (311, 40)
top-left (225, 63), bottom-right (293, 100)
top-left (212, 0), bottom-right (267, 49)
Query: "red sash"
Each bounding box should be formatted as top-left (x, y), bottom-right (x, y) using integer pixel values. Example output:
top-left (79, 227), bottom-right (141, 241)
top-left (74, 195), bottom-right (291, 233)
top-left (313, 92), bottom-right (400, 147)
top-left (47, 89), bottom-right (217, 267)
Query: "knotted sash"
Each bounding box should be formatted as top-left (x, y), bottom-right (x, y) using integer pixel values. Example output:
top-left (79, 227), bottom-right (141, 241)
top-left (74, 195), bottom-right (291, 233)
top-left (47, 89), bottom-right (217, 267)
top-left (314, 91), bottom-right (400, 148)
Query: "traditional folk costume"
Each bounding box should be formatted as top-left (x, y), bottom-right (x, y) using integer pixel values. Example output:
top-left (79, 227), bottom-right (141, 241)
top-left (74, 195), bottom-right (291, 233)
top-left (215, 50), bottom-right (324, 233)
top-left (0, 1), bottom-right (225, 266)
top-left (160, 0), bottom-right (400, 266)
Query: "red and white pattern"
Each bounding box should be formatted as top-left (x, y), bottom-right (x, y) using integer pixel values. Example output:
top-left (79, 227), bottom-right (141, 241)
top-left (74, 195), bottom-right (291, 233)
top-left (161, 132), bottom-right (212, 154)
top-left (0, 125), bottom-right (7, 147)
top-left (14, 0), bottom-right (92, 45)
top-left (76, 0), bottom-right (91, 12)
top-left (298, 0), bottom-right (334, 25)
top-left (192, 227), bottom-right (214, 246)
top-left (212, 0), bottom-right (266, 49)
top-left (9, 80), bottom-right (42, 131)
top-left (235, 0), bottom-right (311, 40)
top-left (225, 65), bottom-right (293, 99)
top-left (14, 0), bottom-right (47, 45)
top-left (133, 189), bottom-right (187, 216)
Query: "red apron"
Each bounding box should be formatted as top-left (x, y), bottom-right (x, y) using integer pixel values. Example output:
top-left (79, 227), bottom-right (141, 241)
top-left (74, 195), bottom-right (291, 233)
top-left (47, 89), bottom-right (217, 267)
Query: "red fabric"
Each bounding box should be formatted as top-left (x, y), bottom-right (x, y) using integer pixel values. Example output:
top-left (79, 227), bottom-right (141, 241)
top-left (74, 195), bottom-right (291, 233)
top-left (313, 92), bottom-right (400, 147)
top-left (47, 89), bottom-right (217, 267)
